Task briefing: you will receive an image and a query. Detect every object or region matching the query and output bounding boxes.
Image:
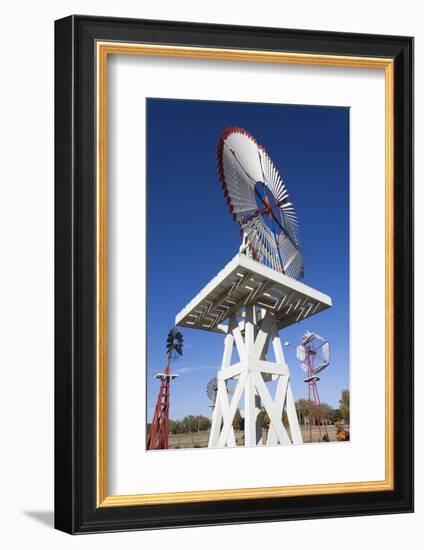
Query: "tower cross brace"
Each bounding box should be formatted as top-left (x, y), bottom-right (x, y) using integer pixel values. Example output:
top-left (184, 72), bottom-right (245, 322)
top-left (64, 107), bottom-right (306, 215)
top-left (208, 306), bottom-right (302, 447)
top-left (175, 254), bottom-right (332, 448)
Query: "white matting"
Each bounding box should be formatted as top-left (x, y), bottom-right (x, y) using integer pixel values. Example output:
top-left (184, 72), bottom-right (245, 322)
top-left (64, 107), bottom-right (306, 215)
top-left (107, 54), bottom-right (385, 496)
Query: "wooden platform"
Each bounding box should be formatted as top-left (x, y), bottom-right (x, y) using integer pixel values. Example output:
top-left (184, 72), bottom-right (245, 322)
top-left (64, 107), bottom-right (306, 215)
top-left (175, 254), bottom-right (332, 333)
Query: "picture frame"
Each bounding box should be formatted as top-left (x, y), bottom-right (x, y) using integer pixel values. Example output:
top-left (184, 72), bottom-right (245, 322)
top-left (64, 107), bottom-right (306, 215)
top-left (54, 15), bottom-right (414, 534)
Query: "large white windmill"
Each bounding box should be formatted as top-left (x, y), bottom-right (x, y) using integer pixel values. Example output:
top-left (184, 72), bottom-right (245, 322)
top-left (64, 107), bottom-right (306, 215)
top-left (176, 127), bottom-right (332, 448)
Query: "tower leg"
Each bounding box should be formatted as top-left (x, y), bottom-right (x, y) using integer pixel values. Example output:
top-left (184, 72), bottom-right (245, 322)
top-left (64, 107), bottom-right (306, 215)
top-left (268, 314), bottom-right (303, 445)
top-left (208, 316), bottom-right (237, 448)
top-left (244, 306), bottom-right (262, 445)
top-left (266, 374), bottom-right (289, 445)
top-left (244, 377), bottom-right (262, 445)
top-left (208, 395), bottom-right (222, 447)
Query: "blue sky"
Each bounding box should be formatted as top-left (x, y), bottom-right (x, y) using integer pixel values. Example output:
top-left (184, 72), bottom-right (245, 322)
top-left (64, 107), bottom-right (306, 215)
top-left (146, 98), bottom-right (349, 421)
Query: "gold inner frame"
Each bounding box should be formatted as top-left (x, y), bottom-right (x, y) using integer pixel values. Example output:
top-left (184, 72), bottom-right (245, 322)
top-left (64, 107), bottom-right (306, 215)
top-left (96, 42), bottom-right (395, 508)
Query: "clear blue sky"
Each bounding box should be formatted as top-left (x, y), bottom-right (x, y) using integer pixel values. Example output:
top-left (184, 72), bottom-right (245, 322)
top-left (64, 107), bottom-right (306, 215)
top-left (146, 98), bottom-right (349, 421)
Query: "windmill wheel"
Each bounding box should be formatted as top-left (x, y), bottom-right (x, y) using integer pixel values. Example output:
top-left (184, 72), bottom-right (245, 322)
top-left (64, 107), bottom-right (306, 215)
top-left (217, 127), bottom-right (303, 279)
top-left (206, 377), bottom-right (218, 403)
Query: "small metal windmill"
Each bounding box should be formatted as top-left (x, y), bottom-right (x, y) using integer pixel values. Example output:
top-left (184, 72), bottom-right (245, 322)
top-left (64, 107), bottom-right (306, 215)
top-left (147, 329), bottom-right (183, 450)
top-left (206, 377), bottom-right (218, 412)
top-left (296, 330), bottom-right (330, 442)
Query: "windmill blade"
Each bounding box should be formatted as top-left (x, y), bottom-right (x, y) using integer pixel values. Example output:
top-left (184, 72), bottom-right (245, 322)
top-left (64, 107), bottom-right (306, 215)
top-left (300, 362), bottom-right (309, 373)
top-left (322, 342), bottom-right (330, 362)
top-left (277, 233), bottom-right (303, 280)
top-left (301, 331), bottom-right (315, 345)
top-left (313, 361), bottom-right (329, 374)
top-left (296, 344), bottom-right (306, 362)
top-left (311, 338), bottom-right (330, 367)
top-left (222, 128), bottom-right (264, 182)
top-left (259, 146), bottom-right (302, 250)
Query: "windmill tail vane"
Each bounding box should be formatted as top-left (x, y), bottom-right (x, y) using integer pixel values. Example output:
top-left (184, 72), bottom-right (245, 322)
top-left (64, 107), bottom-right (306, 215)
top-left (147, 329), bottom-right (183, 450)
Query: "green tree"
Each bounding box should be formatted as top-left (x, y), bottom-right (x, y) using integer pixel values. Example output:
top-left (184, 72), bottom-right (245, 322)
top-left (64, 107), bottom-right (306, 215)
top-left (339, 389), bottom-right (350, 423)
top-left (171, 415), bottom-right (211, 433)
top-left (318, 402), bottom-right (334, 421)
top-left (295, 398), bottom-right (314, 425)
top-left (197, 415), bottom-right (211, 431)
top-left (180, 416), bottom-right (189, 433)
top-left (187, 415), bottom-right (197, 433)
top-left (329, 408), bottom-right (342, 423)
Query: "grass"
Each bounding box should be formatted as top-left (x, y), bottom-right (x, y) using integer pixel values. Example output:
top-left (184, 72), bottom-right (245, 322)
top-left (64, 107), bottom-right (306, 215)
top-left (167, 425), bottom-right (344, 449)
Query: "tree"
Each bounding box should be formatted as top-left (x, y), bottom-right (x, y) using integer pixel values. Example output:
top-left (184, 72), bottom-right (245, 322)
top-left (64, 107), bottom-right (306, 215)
top-left (282, 409), bottom-right (289, 428)
top-left (318, 402), bottom-right (334, 422)
top-left (295, 398), bottom-right (314, 425)
top-left (329, 408), bottom-right (342, 423)
top-left (186, 415), bottom-right (197, 433)
top-left (339, 389), bottom-right (350, 423)
top-left (233, 409), bottom-right (244, 431)
top-left (262, 409), bottom-right (270, 430)
top-left (295, 399), bottom-right (335, 426)
top-left (167, 415), bottom-right (211, 434)
top-left (180, 416), bottom-right (190, 433)
top-left (197, 415), bottom-right (211, 431)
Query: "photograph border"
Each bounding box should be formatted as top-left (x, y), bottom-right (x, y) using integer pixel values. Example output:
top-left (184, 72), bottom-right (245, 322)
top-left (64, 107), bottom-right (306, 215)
top-left (55, 15), bottom-right (413, 533)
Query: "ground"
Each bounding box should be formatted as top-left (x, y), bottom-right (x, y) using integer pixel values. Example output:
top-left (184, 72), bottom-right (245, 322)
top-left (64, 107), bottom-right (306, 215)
top-left (167, 425), bottom-right (345, 449)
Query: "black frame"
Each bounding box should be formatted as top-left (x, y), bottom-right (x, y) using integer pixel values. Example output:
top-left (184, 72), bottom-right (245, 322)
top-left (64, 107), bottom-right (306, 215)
top-left (55, 15), bottom-right (414, 534)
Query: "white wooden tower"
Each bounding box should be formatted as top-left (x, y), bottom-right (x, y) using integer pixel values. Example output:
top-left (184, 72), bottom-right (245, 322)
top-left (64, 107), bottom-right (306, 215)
top-left (175, 254), bottom-right (332, 448)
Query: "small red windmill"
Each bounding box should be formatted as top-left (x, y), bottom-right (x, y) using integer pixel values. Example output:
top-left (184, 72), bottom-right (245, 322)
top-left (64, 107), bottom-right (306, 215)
top-left (147, 328), bottom-right (184, 450)
top-left (296, 331), bottom-right (330, 443)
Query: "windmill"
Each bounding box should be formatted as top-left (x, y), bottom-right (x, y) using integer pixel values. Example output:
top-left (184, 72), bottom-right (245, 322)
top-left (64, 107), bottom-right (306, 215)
top-left (296, 330), bottom-right (330, 442)
top-left (175, 127), bottom-right (332, 448)
top-left (206, 377), bottom-right (218, 412)
top-left (207, 376), bottom-right (235, 413)
top-left (147, 328), bottom-right (183, 450)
